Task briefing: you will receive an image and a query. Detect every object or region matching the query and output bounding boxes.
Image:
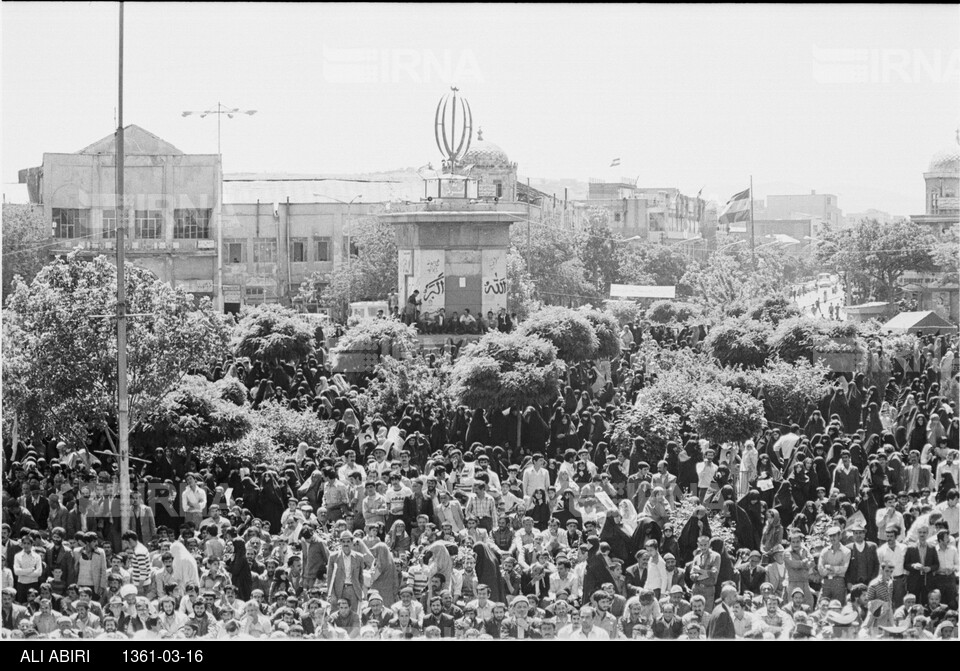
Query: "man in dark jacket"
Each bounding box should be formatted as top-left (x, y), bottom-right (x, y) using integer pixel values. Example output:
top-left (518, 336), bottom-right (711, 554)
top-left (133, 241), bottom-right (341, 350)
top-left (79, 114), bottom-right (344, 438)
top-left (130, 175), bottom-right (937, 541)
top-left (422, 596), bottom-right (456, 638)
top-left (845, 524), bottom-right (880, 590)
top-left (706, 584), bottom-right (738, 639)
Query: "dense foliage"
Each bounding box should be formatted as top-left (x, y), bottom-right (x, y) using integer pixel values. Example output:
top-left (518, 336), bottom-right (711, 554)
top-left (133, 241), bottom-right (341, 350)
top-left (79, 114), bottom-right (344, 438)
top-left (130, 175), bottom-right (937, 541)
top-left (449, 331), bottom-right (564, 410)
top-left (233, 303), bottom-right (315, 366)
top-left (519, 305), bottom-right (599, 362)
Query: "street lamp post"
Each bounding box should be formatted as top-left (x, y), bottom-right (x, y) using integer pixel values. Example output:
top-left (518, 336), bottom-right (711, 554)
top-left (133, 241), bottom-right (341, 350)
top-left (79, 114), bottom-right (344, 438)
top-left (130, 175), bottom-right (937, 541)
top-left (313, 194), bottom-right (362, 321)
top-left (182, 103), bottom-right (257, 311)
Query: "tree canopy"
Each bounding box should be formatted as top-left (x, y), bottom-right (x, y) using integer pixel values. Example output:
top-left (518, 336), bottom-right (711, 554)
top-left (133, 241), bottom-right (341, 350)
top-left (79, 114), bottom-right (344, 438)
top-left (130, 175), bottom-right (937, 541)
top-left (519, 305), bottom-right (600, 362)
top-left (449, 331), bottom-right (564, 410)
top-left (232, 303), bottom-right (315, 366)
top-left (3, 251), bottom-right (231, 445)
top-left (817, 219), bottom-right (936, 303)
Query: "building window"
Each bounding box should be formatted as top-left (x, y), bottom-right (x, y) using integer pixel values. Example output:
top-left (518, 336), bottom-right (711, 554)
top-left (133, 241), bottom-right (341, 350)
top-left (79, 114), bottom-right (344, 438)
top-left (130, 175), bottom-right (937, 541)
top-left (315, 237), bottom-right (331, 262)
top-left (52, 208), bottom-right (89, 239)
top-left (244, 286), bottom-right (266, 302)
top-left (102, 209), bottom-right (117, 238)
top-left (225, 242), bottom-right (245, 264)
top-left (253, 239), bottom-right (278, 263)
top-left (173, 208), bottom-right (211, 239)
top-left (494, 181), bottom-right (503, 198)
top-left (135, 210), bottom-right (163, 239)
top-left (290, 239), bottom-right (306, 263)
top-left (614, 213), bottom-right (621, 223)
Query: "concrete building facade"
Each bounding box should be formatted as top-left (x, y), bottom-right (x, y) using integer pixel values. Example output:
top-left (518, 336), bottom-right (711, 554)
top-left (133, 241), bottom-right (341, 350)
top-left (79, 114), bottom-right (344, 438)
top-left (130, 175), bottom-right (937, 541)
top-left (32, 125), bottom-right (222, 299)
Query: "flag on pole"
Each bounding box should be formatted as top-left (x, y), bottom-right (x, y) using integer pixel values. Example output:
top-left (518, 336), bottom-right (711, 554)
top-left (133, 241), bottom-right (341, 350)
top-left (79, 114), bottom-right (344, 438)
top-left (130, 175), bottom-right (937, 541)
top-left (609, 158), bottom-right (621, 167)
top-left (719, 187), bottom-right (751, 226)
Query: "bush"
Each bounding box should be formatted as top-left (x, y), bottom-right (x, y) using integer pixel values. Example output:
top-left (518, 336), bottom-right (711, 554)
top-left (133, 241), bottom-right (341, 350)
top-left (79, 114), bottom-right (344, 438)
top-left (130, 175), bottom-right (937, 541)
top-left (605, 300), bottom-right (645, 327)
top-left (449, 332), bottom-right (564, 410)
top-left (689, 386), bottom-right (767, 444)
top-left (331, 317), bottom-right (418, 355)
top-left (253, 400), bottom-right (334, 452)
top-left (139, 375), bottom-right (252, 449)
top-left (753, 357), bottom-right (830, 427)
top-left (768, 317), bottom-right (825, 363)
top-left (637, 350), bottom-right (724, 415)
top-left (703, 317), bottom-right (771, 369)
top-left (519, 306), bottom-right (599, 362)
top-left (610, 404), bottom-right (682, 464)
top-left (359, 350), bottom-right (453, 419)
top-left (232, 303), bottom-right (315, 365)
top-left (744, 294), bottom-right (800, 325)
top-left (645, 300), bottom-right (703, 325)
top-left (578, 308), bottom-right (622, 359)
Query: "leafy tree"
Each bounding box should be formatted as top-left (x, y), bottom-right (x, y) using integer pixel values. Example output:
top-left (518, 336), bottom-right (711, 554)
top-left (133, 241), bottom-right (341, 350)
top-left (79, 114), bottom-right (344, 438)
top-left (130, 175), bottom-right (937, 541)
top-left (449, 331), bottom-right (564, 411)
top-left (817, 219), bottom-right (936, 303)
top-left (137, 375), bottom-right (252, 450)
top-left (577, 210), bottom-right (622, 294)
top-left (743, 294), bottom-right (801, 325)
top-left (300, 210), bottom-right (397, 318)
top-left (578, 307), bottom-right (622, 359)
top-left (232, 303), bottom-right (315, 366)
top-left (505, 250), bottom-right (541, 319)
top-left (510, 216), bottom-right (599, 305)
top-left (605, 300), bottom-right (645, 327)
top-left (617, 243), bottom-right (690, 287)
top-left (646, 300), bottom-right (703, 325)
top-left (2, 204), bottom-right (49, 301)
top-left (767, 316), bottom-right (825, 363)
top-left (3, 251), bottom-right (231, 445)
top-left (930, 223), bottom-right (959, 277)
top-left (359, 350), bottom-right (452, 420)
top-left (519, 305), bottom-right (599, 362)
top-left (610, 404), bottom-right (682, 465)
top-left (689, 386), bottom-right (767, 444)
top-left (749, 357), bottom-right (829, 427)
top-left (703, 317), bottom-right (771, 369)
top-left (331, 317), bottom-right (418, 354)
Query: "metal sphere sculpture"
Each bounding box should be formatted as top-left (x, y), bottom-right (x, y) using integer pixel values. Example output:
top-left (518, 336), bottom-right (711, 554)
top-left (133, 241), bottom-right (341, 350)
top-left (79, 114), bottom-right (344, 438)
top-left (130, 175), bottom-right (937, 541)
top-left (434, 87), bottom-right (473, 173)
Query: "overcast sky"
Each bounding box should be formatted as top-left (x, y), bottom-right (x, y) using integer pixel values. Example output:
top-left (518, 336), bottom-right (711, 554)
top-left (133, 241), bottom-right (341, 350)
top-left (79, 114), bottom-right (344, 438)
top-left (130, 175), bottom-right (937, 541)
top-left (3, 3), bottom-right (958, 214)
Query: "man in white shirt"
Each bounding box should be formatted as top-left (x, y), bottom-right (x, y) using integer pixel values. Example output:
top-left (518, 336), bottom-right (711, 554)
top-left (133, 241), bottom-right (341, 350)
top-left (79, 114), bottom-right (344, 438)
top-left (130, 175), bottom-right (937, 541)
top-left (642, 539), bottom-right (670, 598)
top-left (934, 489), bottom-right (958, 536)
top-left (560, 605), bottom-right (610, 639)
top-left (875, 494), bottom-right (905, 541)
top-left (522, 454), bottom-right (551, 498)
top-left (549, 557), bottom-right (580, 600)
top-left (337, 450), bottom-right (366, 483)
top-left (696, 449), bottom-right (718, 502)
top-left (13, 533), bottom-right (43, 602)
top-left (876, 524), bottom-right (909, 608)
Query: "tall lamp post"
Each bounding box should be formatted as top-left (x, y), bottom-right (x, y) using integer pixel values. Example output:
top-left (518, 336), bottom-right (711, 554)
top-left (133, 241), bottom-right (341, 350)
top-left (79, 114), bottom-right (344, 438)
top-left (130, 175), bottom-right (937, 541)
top-left (182, 103), bottom-right (257, 311)
top-left (313, 193), bottom-right (362, 320)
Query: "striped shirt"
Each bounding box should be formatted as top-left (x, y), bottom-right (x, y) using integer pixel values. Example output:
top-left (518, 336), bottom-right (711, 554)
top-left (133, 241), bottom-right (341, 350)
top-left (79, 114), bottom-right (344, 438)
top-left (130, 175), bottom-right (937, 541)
top-left (131, 544), bottom-right (151, 587)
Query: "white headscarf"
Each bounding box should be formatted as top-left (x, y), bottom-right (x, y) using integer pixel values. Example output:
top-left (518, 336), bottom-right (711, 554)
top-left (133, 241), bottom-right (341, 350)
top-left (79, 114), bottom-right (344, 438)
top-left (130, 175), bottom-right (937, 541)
top-left (169, 541), bottom-right (200, 592)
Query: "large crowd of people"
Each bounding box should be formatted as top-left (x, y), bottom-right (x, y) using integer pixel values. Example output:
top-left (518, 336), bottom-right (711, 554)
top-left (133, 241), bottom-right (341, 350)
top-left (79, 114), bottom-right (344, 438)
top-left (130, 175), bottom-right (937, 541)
top-left (2, 315), bottom-right (958, 641)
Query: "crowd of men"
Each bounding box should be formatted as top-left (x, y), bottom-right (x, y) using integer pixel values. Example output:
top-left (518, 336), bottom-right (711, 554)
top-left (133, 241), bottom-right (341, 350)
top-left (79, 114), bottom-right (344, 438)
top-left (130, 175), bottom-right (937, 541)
top-left (2, 317), bottom-right (958, 640)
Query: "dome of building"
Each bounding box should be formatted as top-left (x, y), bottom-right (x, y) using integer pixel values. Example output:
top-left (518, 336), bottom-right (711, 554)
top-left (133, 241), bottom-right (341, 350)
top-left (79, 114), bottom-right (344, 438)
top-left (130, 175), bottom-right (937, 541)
top-left (461, 130), bottom-right (511, 168)
top-left (928, 146), bottom-right (960, 174)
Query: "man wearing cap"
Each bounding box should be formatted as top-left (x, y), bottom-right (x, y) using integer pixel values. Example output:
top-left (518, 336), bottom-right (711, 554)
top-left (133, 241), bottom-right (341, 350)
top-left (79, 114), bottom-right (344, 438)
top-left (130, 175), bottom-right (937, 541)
top-left (361, 590), bottom-right (396, 629)
top-left (845, 524), bottom-right (880, 591)
top-left (501, 594), bottom-right (540, 639)
top-left (818, 526), bottom-right (851, 602)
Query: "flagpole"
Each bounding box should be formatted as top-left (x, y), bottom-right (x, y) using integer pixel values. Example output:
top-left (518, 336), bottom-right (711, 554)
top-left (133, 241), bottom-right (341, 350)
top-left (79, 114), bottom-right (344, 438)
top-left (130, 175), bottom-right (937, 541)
top-left (750, 175), bottom-right (755, 268)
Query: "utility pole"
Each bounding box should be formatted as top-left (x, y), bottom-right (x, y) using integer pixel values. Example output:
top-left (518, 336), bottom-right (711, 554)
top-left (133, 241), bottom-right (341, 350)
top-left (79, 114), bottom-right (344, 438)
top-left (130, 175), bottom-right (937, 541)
top-left (116, 2), bottom-right (131, 533)
top-left (749, 175), bottom-right (756, 269)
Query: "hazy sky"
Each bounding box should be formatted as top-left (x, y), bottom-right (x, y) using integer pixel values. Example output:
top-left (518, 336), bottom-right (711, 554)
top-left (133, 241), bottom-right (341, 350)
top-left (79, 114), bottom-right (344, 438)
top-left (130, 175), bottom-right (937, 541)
top-left (3, 3), bottom-right (958, 214)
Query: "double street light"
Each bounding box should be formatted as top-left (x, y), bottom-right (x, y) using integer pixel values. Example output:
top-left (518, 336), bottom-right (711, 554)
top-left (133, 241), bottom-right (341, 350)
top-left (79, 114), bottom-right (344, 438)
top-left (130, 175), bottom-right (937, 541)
top-left (182, 103), bottom-right (257, 311)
